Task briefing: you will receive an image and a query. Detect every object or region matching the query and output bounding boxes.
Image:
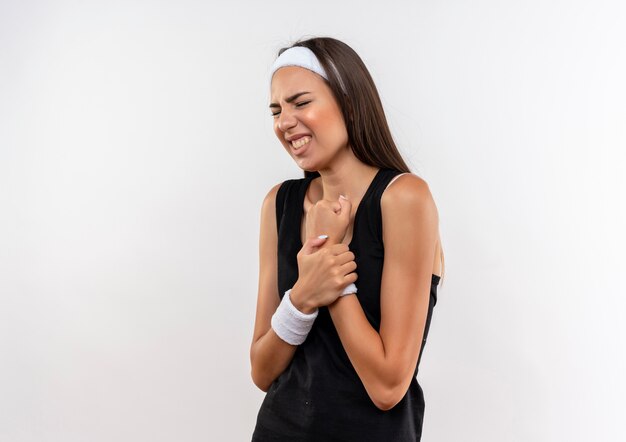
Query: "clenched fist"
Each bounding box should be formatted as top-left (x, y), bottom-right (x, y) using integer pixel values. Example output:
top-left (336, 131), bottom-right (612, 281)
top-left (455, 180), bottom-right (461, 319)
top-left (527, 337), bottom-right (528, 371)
top-left (305, 195), bottom-right (352, 245)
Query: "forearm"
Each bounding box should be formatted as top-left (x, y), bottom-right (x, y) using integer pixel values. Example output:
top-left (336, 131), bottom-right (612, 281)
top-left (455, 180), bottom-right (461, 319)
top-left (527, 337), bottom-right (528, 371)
top-left (250, 327), bottom-right (298, 392)
top-left (328, 297), bottom-right (411, 410)
top-left (250, 235), bottom-right (352, 391)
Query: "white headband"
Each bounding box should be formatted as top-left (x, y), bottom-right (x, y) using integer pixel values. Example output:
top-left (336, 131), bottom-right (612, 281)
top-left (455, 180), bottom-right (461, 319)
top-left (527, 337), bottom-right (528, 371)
top-left (270, 46), bottom-right (328, 81)
top-left (269, 46), bottom-right (347, 93)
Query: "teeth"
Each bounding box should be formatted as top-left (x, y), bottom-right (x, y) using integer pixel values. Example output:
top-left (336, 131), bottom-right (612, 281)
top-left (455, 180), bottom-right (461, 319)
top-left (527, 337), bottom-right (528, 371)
top-left (291, 136), bottom-right (311, 149)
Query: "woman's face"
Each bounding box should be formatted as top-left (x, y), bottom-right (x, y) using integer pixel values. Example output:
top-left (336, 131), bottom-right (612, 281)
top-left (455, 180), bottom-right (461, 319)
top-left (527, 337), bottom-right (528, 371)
top-left (270, 66), bottom-right (349, 172)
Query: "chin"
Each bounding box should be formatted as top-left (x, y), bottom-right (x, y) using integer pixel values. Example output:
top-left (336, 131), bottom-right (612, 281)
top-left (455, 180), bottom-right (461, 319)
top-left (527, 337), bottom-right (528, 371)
top-left (296, 155), bottom-right (332, 173)
top-left (295, 158), bottom-right (317, 172)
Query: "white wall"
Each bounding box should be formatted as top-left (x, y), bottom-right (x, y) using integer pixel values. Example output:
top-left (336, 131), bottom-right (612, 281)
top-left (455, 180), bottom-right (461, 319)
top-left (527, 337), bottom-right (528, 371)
top-left (1, 1), bottom-right (624, 441)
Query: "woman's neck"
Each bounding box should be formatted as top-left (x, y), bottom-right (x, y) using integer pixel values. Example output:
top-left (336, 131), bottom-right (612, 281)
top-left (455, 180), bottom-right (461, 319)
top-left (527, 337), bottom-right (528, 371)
top-left (315, 161), bottom-right (380, 204)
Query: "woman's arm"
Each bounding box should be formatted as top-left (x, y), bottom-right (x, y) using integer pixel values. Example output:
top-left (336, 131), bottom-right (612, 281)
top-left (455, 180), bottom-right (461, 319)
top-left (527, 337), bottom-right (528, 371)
top-left (249, 184), bottom-right (356, 391)
top-left (328, 174), bottom-right (439, 410)
top-left (250, 183), bottom-right (299, 392)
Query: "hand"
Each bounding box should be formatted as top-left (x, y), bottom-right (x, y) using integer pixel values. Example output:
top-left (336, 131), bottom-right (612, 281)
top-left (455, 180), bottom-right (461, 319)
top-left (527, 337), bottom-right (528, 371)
top-left (290, 236), bottom-right (358, 313)
top-left (305, 195), bottom-right (352, 245)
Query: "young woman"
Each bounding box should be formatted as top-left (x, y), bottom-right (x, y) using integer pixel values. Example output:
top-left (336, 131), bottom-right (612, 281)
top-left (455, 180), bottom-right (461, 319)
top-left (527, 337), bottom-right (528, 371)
top-left (250, 37), bottom-right (444, 441)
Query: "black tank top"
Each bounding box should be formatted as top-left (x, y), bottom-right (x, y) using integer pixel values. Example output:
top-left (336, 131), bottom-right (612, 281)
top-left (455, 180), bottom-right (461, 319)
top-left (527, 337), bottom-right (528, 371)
top-left (253, 168), bottom-right (440, 441)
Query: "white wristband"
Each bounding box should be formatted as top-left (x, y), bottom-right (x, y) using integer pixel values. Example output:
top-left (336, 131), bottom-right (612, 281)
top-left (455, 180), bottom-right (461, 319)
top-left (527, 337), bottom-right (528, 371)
top-left (341, 283), bottom-right (357, 296)
top-left (271, 289), bottom-right (318, 345)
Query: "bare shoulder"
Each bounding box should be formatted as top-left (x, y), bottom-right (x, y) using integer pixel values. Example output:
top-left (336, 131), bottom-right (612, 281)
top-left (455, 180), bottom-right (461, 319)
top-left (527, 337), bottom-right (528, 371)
top-left (380, 173), bottom-right (436, 212)
top-left (380, 173), bottom-right (441, 277)
top-left (259, 181), bottom-right (287, 244)
top-left (260, 181), bottom-right (285, 215)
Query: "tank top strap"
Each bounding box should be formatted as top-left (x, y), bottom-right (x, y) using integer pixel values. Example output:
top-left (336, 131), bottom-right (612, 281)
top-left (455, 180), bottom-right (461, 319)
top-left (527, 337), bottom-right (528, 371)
top-left (275, 176), bottom-right (317, 299)
top-left (370, 168), bottom-right (407, 199)
top-left (358, 168), bottom-right (406, 242)
top-left (275, 176), bottom-right (316, 234)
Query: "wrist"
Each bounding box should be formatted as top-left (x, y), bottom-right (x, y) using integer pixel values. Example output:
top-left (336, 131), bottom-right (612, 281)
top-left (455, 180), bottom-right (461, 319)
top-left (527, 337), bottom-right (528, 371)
top-left (289, 284), bottom-right (317, 314)
top-left (271, 289), bottom-right (318, 346)
top-left (322, 240), bottom-right (340, 248)
top-left (310, 234), bottom-right (340, 247)
top-left (317, 236), bottom-right (340, 249)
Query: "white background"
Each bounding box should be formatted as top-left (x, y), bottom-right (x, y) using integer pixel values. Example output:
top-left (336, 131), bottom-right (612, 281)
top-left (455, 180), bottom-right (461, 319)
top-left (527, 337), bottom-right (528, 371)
top-left (1, 1), bottom-right (625, 441)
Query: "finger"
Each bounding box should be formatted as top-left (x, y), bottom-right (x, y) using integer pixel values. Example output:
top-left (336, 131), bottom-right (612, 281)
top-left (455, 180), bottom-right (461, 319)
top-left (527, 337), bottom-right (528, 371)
top-left (338, 195), bottom-right (352, 221)
top-left (339, 261), bottom-right (357, 274)
top-left (317, 199), bottom-right (340, 214)
top-left (330, 243), bottom-right (350, 255)
top-left (336, 250), bottom-right (356, 265)
top-left (301, 235), bottom-right (328, 254)
top-left (345, 272), bottom-right (358, 284)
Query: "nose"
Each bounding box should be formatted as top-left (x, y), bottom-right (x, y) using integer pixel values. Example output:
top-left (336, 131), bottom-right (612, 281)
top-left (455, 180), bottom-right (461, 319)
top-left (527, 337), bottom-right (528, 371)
top-left (276, 108), bottom-right (297, 133)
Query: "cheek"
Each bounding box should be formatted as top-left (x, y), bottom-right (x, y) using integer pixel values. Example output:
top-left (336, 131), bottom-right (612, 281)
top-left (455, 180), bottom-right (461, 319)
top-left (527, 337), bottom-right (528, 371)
top-left (317, 106), bottom-right (347, 138)
top-left (321, 116), bottom-right (348, 143)
top-left (308, 108), bottom-right (347, 140)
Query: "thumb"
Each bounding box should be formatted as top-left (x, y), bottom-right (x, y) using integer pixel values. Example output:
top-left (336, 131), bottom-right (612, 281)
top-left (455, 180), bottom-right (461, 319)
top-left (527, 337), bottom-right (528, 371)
top-left (301, 235), bottom-right (328, 254)
top-left (338, 195), bottom-right (352, 221)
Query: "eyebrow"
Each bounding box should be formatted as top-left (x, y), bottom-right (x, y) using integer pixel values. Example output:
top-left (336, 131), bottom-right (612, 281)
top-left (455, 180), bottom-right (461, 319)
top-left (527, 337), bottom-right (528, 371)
top-left (269, 91), bottom-right (311, 108)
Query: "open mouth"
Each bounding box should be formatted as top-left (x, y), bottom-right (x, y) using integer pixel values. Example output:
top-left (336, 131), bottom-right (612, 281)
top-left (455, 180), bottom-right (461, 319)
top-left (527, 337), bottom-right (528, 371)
top-left (291, 136), bottom-right (311, 150)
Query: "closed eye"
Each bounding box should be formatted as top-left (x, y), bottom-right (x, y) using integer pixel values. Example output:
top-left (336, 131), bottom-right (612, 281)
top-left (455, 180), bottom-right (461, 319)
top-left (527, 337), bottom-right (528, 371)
top-left (268, 91), bottom-right (311, 117)
top-left (270, 100), bottom-right (311, 117)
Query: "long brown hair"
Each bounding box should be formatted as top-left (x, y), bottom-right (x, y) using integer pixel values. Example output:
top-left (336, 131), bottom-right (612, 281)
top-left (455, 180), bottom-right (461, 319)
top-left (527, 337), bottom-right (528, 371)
top-left (278, 37), bottom-right (410, 179)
